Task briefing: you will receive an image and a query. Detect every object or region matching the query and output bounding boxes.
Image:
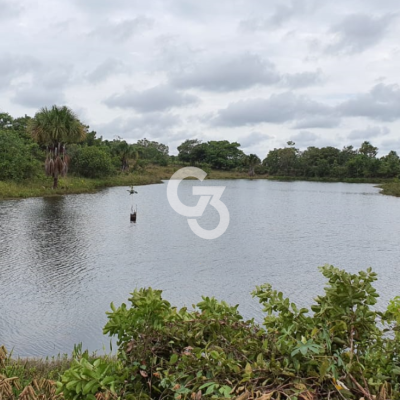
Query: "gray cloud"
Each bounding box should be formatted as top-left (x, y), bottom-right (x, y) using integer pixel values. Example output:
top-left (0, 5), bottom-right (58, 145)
top-left (40, 65), bottom-right (74, 90)
top-left (94, 112), bottom-right (181, 140)
top-left (9, 62), bottom-right (73, 109)
top-left (239, 0), bottom-right (318, 31)
top-left (85, 59), bottom-right (128, 84)
top-left (337, 83), bottom-right (400, 121)
top-left (11, 87), bottom-right (66, 109)
top-left (269, 0), bottom-right (317, 26)
top-left (239, 132), bottom-right (273, 148)
top-left (0, 54), bottom-right (41, 89)
top-left (170, 54), bottom-right (280, 92)
top-left (291, 130), bottom-right (319, 146)
top-left (292, 115), bottom-right (341, 129)
top-left (326, 13), bottom-right (396, 54)
top-left (348, 125), bottom-right (390, 140)
top-left (290, 130), bottom-right (342, 149)
top-left (1, 0), bottom-right (400, 154)
top-left (0, 0), bottom-right (22, 21)
top-left (104, 85), bottom-right (199, 112)
top-left (380, 138), bottom-right (400, 153)
top-left (281, 70), bottom-right (323, 89)
top-left (89, 16), bottom-right (154, 42)
top-left (238, 18), bottom-right (270, 33)
top-left (214, 92), bottom-right (335, 127)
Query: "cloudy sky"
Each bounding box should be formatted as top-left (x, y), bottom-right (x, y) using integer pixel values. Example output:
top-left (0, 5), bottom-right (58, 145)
top-left (1, 0), bottom-right (400, 157)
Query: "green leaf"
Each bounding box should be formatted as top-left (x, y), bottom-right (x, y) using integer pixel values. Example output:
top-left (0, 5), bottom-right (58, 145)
top-left (169, 354), bottom-right (179, 365)
top-left (83, 380), bottom-right (98, 395)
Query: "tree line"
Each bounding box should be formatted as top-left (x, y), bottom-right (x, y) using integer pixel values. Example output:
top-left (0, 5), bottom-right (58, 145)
top-left (1, 107), bottom-right (400, 188)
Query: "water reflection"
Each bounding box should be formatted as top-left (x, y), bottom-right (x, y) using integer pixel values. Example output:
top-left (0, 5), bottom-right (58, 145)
top-left (1, 180), bottom-right (399, 357)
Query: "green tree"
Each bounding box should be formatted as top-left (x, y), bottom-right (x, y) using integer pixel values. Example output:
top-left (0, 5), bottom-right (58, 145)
top-left (244, 154), bottom-right (261, 176)
top-left (28, 106), bottom-right (86, 188)
top-left (203, 140), bottom-right (245, 169)
top-left (134, 138), bottom-right (169, 166)
top-left (359, 141), bottom-right (378, 158)
top-left (177, 139), bottom-right (203, 164)
top-left (263, 144), bottom-right (299, 176)
top-left (0, 130), bottom-right (41, 180)
top-left (0, 112), bottom-right (13, 129)
top-left (110, 139), bottom-right (138, 171)
top-left (71, 146), bottom-right (114, 178)
top-left (380, 150), bottom-right (400, 177)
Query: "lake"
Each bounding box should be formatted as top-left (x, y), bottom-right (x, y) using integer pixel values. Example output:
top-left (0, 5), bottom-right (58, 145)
top-left (1, 179), bottom-right (399, 357)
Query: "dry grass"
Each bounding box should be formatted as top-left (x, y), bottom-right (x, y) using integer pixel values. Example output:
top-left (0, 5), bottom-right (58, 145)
top-left (0, 346), bottom-right (69, 400)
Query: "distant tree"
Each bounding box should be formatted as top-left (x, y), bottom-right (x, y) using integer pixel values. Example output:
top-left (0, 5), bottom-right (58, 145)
top-left (177, 139), bottom-right (202, 164)
top-left (71, 146), bottom-right (114, 178)
top-left (244, 154), bottom-right (261, 176)
top-left (380, 150), bottom-right (400, 177)
top-left (82, 129), bottom-right (103, 147)
top-left (203, 141), bottom-right (245, 170)
top-left (111, 140), bottom-right (138, 171)
top-left (0, 112), bottom-right (13, 129)
top-left (359, 141), bottom-right (378, 158)
top-left (339, 145), bottom-right (357, 165)
top-left (134, 138), bottom-right (169, 166)
top-left (28, 106), bottom-right (86, 188)
top-left (263, 143), bottom-right (299, 176)
top-left (0, 130), bottom-right (40, 180)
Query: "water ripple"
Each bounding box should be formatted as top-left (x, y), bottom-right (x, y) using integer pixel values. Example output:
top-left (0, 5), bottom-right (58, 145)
top-left (1, 181), bottom-right (399, 357)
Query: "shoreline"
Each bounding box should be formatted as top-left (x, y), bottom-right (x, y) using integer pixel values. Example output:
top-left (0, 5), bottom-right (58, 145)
top-left (0, 165), bottom-right (398, 200)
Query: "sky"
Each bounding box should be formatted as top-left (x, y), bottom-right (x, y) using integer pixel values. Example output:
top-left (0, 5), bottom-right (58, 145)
top-left (1, 0), bottom-right (400, 157)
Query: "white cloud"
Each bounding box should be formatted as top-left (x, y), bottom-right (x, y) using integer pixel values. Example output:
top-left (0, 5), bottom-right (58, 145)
top-left (170, 53), bottom-right (281, 92)
top-left (89, 17), bottom-right (154, 42)
top-left (104, 85), bottom-right (199, 112)
top-left (348, 126), bottom-right (390, 140)
top-left (1, 0), bottom-right (400, 157)
top-left (214, 92), bottom-right (335, 127)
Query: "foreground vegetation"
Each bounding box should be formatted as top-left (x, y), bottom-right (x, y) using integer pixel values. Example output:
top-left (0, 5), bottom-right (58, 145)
top-left (2, 265), bottom-right (400, 399)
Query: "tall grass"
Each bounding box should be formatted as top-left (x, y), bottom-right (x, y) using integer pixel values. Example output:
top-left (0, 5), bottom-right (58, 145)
top-left (0, 346), bottom-right (69, 399)
top-left (378, 181), bottom-right (400, 197)
top-left (0, 169), bottom-right (168, 200)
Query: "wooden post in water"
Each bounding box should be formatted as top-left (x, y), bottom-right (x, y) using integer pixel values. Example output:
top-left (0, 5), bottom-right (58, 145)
top-left (128, 185), bottom-right (138, 223)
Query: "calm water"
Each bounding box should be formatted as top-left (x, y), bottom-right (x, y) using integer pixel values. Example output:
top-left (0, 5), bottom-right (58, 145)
top-left (1, 180), bottom-right (400, 357)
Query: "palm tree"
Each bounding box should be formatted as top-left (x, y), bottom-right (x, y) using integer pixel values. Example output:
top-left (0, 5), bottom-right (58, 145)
top-left (112, 140), bottom-right (138, 171)
top-left (246, 154), bottom-right (261, 176)
top-left (28, 106), bottom-right (86, 188)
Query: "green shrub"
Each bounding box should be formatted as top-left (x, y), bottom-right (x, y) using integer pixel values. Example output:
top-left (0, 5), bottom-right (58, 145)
top-left (0, 130), bottom-right (41, 181)
top-left (57, 266), bottom-right (400, 399)
top-left (71, 146), bottom-right (114, 178)
top-left (56, 351), bottom-right (121, 400)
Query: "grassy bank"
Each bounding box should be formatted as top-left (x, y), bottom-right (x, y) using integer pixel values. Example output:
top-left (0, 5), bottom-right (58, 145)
top-left (1, 164), bottom-right (399, 200)
top-left (0, 166), bottom-right (173, 200)
top-left (0, 166), bottom-right (262, 200)
top-left (378, 181), bottom-right (400, 197)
